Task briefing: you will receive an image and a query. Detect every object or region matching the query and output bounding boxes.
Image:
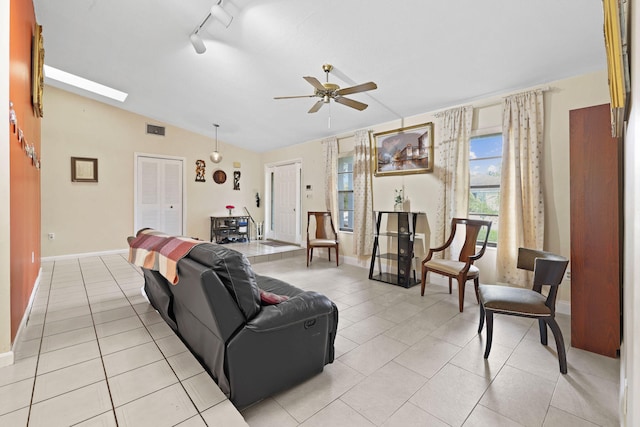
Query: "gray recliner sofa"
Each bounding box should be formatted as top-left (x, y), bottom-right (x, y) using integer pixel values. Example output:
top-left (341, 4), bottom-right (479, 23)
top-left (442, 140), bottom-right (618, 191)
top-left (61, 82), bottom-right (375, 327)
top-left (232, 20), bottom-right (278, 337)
top-left (138, 242), bottom-right (338, 408)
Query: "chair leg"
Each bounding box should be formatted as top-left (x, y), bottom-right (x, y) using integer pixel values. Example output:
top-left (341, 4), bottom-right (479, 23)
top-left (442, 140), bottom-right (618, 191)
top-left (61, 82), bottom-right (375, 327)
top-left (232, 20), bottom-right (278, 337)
top-left (474, 277), bottom-right (480, 304)
top-left (478, 303), bottom-right (485, 333)
top-left (306, 248), bottom-right (310, 267)
top-left (538, 318), bottom-right (548, 346)
top-left (484, 311), bottom-right (494, 358)
top-left (421, 266), bottom-right (427, 296)
top-left (457, 277), bottom-right (465, 312)
top-left (335, 246), bottom-right (339, 266)
top-left (545, 317), bottom-right (568, 374)
top-left (448, 277), bottom-right (452, 294)
top-left (328, 248), bottom-right (331, 261)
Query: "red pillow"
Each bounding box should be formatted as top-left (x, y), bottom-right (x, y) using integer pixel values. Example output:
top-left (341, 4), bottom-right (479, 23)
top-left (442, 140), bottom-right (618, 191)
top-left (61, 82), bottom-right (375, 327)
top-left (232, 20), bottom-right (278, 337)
top-left (259, 289), bottom-right (289, 305)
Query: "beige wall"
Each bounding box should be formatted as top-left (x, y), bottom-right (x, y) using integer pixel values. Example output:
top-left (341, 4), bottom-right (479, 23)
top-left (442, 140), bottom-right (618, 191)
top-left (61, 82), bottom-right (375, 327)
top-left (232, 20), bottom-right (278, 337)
top-left (622, 1), bottom-right (639, 423)
top-left (263, 70), bottom-right (610, 303)
top-left (41, 86), bottom-right (264, 257)
top-left (41, 70), bottom-right (610, 293)
top-left (1, 0), bottom-right (11, 356)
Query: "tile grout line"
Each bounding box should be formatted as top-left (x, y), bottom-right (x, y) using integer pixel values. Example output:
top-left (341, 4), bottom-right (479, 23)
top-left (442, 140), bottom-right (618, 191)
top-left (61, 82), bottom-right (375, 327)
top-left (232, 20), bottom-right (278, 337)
top-left (81, 257), bottom-right (120, 427)
top-left (25, 259), bottom-right (55, 426)
top-left (102, 255), bottom-right (211, 426)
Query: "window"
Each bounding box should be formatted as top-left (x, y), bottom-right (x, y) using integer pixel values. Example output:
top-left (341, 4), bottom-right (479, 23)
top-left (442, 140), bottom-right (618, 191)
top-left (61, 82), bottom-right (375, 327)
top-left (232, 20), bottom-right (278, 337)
top-left (469, 133), bottom-right (502, 246)
top-left (337, 155), bottom-right (354, 232)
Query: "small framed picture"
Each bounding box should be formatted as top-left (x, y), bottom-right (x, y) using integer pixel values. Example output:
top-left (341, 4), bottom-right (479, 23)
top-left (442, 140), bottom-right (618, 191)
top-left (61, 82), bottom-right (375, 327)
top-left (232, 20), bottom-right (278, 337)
top-left (71, 157), bottom-right (98, 182)
top-left (372, 122), bottom-right (434, 176)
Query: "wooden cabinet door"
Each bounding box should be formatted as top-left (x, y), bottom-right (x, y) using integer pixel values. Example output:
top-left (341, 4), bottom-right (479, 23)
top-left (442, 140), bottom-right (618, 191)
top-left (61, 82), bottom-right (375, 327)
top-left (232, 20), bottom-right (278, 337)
top-left (569, 103), bottom-right (621, 358)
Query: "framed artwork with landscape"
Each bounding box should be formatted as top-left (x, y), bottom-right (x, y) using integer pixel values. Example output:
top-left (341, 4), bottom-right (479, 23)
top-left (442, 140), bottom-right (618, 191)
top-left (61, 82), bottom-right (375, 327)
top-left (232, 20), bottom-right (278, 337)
top-left (372, 122), bottom-right (434, 176)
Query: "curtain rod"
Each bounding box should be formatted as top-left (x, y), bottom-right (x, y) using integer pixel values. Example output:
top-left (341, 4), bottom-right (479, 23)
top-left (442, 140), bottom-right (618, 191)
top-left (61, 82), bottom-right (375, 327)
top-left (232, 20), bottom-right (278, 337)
top-left (467, 85), bottom-right (552, 110)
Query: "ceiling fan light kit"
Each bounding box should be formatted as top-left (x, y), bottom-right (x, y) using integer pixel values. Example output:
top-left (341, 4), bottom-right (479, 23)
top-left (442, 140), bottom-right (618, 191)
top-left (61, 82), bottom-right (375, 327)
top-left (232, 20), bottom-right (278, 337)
top-left (189, 0), bottom-right (233, 55)
top-left (275, 64), bottom-right (377, 113)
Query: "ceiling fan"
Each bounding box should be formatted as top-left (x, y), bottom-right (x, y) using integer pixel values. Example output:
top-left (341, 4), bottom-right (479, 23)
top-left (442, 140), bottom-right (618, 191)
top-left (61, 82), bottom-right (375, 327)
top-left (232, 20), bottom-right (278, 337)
top-left (274, 64), bottom-right (377, 113)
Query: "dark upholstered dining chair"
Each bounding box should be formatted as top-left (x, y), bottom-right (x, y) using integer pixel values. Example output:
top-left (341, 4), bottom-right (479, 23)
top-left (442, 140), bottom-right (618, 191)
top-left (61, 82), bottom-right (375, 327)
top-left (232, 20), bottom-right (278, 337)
top-left (478, 247), bottom-right (569, 374)
top-left (306, 211), bottom-right (339, 267)
top-left (421, 218), bottom-right (492, 312)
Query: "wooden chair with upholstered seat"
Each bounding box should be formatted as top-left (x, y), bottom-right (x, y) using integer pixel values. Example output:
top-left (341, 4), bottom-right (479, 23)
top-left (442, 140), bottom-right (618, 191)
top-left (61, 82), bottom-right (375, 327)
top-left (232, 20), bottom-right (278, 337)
top-left (307, 211), bottom-right (339, 267)
top-left (478, 247), bottom-right (569, 373)
top-left (421, 218), bottom-right (492, 312)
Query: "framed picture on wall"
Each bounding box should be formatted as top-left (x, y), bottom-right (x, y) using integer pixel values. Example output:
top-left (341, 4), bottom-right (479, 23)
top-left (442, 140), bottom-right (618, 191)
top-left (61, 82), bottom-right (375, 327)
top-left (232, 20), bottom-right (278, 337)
top-left (372, 122), bottom-right (434, 176)
top-left (71, 157), bottom-right (98, 182)
top-left (31, 24), bottom-right (44, 118)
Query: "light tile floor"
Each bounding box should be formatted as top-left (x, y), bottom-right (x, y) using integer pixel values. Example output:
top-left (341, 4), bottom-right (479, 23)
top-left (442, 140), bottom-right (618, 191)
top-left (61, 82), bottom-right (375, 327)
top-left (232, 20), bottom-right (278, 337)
top-left (0, 242), bottom-right (620, 426)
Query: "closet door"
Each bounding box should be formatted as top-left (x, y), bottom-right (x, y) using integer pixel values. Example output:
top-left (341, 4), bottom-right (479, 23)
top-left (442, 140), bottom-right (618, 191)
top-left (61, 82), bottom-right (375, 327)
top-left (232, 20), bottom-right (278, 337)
top-left (135, 155), bottom-right (184, 236)
top-left (569, 103), bottom-right (621, 358)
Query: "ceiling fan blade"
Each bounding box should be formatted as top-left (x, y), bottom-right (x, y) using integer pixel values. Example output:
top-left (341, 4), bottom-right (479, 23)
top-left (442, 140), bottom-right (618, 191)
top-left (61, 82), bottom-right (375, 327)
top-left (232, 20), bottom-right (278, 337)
top-left (274, 95), bottom-right (315, 99)
top-left (303, 76), bottom-right (326, 92)
top-left (335, 81), bottom-right (377, 96)
top-left (336, 82), bottom-right (378, 95)
top-left (308, 100), bottom-right (324, 113)
top-left (335, 96), bottom-right (368, 111)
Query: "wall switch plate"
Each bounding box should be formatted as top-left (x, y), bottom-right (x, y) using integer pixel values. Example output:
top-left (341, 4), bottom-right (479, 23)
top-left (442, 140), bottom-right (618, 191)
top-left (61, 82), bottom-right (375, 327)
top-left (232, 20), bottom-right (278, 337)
top-left (48, 233), bottom-right (55, 240)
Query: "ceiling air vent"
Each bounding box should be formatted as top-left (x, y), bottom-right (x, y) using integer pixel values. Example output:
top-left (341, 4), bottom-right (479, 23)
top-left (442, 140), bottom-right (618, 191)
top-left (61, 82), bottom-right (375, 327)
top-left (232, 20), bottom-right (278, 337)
top-left (146, 124), bottom-right (166, 136)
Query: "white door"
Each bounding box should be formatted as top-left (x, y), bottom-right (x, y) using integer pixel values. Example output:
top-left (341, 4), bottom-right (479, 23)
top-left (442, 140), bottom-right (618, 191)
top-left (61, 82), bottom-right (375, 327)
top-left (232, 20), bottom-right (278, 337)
top-left (135, 154), bottom-right (184, 235)
top-left (266, 161), bottom-right (301, 243)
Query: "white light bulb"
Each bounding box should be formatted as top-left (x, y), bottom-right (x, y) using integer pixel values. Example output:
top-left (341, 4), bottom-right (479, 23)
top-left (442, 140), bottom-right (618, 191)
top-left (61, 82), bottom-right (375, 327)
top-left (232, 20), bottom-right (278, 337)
top-left (210, 151), bottom-right (222, 163)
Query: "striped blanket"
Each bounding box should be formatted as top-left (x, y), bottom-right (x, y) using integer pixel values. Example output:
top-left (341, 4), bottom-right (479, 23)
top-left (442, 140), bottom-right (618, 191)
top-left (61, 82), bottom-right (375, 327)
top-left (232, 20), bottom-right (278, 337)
top-left (128, 229), bottom-right (205, 284)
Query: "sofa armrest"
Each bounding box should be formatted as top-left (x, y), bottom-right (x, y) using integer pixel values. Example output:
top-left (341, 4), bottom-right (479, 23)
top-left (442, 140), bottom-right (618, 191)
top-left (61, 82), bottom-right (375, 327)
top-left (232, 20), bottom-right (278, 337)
top-left (246, 291), bottom-right (334, 332)
top-left (226, 290), bottom-right (337, 407)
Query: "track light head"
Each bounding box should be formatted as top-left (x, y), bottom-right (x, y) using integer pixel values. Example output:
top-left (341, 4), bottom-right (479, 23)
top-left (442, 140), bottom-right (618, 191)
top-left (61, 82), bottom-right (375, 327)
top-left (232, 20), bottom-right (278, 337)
top-left (211, 0), bottom-right (233, 28)
top-left (189, 1), bottom-right (233, 55)
top-left (189, 32), bottom-right (206, 54)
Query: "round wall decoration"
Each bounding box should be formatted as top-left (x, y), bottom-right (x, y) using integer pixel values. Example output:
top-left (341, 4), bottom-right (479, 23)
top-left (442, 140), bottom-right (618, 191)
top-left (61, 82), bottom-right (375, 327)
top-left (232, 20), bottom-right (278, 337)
top-left (213, 169), bottom-right (227, 184)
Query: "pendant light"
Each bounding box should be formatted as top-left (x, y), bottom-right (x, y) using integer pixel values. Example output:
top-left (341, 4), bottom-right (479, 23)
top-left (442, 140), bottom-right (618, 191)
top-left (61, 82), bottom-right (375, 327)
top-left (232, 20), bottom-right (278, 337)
top-left (210, 123), bottom-right (222, 163)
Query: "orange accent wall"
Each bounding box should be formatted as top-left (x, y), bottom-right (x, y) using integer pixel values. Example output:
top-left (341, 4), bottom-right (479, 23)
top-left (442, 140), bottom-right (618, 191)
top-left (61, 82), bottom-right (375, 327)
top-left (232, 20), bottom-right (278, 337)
top-left (9, 0), bottom-right (41, 341)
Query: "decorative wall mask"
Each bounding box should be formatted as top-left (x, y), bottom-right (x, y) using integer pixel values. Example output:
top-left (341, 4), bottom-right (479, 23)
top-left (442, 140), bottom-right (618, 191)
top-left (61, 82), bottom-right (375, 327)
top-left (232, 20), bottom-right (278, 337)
top-left (233, 170), bottom-right (240, 190)
top-left (195, 159), bottom-right (206, 182)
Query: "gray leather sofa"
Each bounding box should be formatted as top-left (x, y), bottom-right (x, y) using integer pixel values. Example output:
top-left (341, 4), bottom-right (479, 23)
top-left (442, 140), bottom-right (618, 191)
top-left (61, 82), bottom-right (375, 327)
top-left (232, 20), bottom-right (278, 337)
top-left (139, 242), bottom-right (338, 408)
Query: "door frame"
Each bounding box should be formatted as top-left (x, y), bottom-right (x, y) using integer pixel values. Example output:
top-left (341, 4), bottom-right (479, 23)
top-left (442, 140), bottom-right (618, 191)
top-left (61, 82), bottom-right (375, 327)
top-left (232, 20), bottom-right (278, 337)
top-left (264, 159), bottom-right (302, 244)
top-left (133, 152), bottom-right (187, 235)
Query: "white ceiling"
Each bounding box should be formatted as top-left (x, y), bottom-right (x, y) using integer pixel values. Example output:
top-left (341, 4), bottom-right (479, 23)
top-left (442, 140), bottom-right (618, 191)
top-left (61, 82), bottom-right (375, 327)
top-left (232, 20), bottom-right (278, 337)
top-left (33, 0), bottom-right (606, 152)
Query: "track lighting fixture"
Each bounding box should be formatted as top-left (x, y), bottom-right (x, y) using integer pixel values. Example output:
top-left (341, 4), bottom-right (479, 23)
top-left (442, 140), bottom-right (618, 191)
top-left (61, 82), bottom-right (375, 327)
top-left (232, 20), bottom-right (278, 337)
top-left (189, 0), bottom-right (234, 54)
top-left (211, 0), bottom-right (233, 28)
top-left (189, 32), bottom-right (206, 55)
top-left (210, 123), bottom-right (223, 163)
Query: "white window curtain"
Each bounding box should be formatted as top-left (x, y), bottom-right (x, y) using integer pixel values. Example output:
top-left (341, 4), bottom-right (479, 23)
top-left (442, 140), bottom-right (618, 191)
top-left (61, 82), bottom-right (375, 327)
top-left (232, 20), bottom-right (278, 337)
top-left (496, 89), bottom-right (545, 285)
top-left (434, 106), bottom-right (473, 253)
top-left (322, 137), bottom-right (338, 220)
top-left (353, 130), bottom-right (374, 256)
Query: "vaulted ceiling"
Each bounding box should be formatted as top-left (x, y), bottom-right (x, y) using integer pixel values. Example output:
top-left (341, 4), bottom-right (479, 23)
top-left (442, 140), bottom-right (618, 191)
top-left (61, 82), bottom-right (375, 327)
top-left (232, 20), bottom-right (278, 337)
top-left (34, 0), bottom-right (606, 152)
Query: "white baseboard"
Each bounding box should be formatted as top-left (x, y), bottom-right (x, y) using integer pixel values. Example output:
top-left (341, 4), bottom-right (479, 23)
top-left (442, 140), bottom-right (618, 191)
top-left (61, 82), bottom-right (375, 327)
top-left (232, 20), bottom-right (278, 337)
top-left (0, 350), bottom-right (14, 368)
top-left (8, 267), bottom-right (43, 366)
top-left (14, 269), bottom-right (42, 338)
top-left (41, 248), bottom-right (128, 262)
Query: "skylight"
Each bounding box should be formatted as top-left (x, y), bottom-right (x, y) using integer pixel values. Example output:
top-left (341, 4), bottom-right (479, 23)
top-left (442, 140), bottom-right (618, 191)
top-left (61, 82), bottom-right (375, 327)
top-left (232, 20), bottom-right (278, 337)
top-left (44, 65), bottom-right (128, 102)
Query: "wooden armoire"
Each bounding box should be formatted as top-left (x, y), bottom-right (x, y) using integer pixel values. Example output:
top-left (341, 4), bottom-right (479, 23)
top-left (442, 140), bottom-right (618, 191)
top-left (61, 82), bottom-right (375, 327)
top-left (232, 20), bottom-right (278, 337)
top-left (569, 103), bottom-right (621, 358)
